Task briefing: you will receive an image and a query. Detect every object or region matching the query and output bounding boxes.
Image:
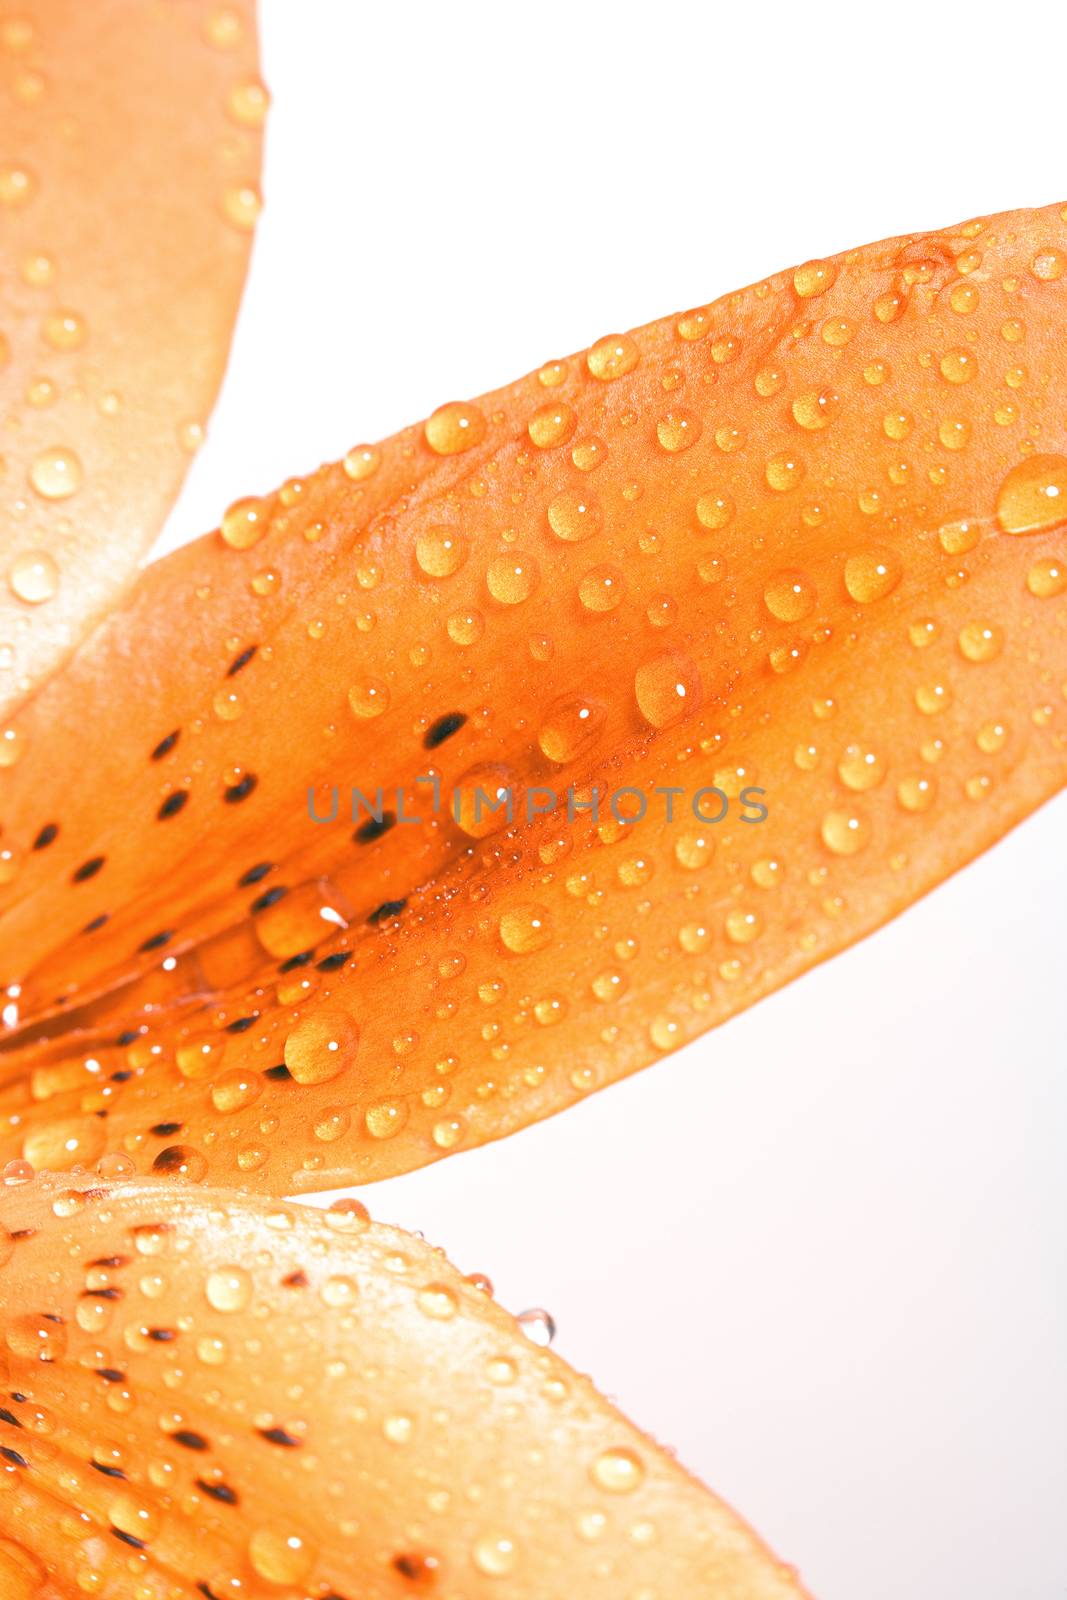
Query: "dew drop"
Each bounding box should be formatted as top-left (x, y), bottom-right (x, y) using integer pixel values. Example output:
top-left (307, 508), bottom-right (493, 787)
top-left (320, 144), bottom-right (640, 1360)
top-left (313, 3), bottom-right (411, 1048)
top-left (844, 546), bottom-right (903, 603)
top-left (486, 554), bottom-right (539, 605)
top-left (591, 1446), bottom-right (645, 1494)
top-left (499, 904), bottom-right (552, 955)
top-left (578, 564), bottom-right (624, 612)
top-left (206, 1267), bottom-right (252, 1313)
top-left (547, 489), bottom-right (601, 543)
top-left (29, 446), bottom-right (82, 499)
top-left (347, 677), bottom-right (390, 718)
top-left (537, 695), bottom-right (605, 764)
top-left (821, 809), bottom-right (870, 856)
top-left (528, 402), bottom-right (576, 448)
top-left (221, 495), bottom-right (270, 549)
top-left (8, 550), bottom-right (58, 604)
top-left (995, 454), bottom-right (1067, 536)
top-left (763, 570), bottom-right (816, 622)
top-left (424, 401), bottom-right (487, 455)
top-left (587, 333), bottom-right (639, 381)
top-left (634, 651), bottom-right (702, 729)
top-left (416, 527), bottom-right (468, 577)
top-left (283, 1011), bottom-right (358, 1085)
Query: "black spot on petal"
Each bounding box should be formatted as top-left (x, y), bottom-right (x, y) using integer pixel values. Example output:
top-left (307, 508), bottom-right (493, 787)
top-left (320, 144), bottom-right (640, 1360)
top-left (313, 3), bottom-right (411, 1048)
top-left (258, 1426), bottom-right (300, 1448)
top-left (423, 711), bottom-right (467, 749)
top-left (196, 1477), bottom-right (239, 1505)
top-left (354, 810), bottom-right (396, 844)
top-left (32, 823), bottom-right (58, 851)
top-left (264, 1063), bottom-right (291, 1080)
top-left (368, 898), bottom-right (406, 925)
top-left (278, 951), bottom-right (313, 972)
top-left (83, 914), bottom-right (109, 933)
top-left (151, 729), bottom-right (180, 761)
top-left (250, 885), bottom-right (288, 914)
top-left (238, 861), bottom-right (273, 887)
top-left (226, 645), bottom-right (257, 677)
top-left (224, 773), bottom-right (258, 803)
top-left (73, 856), bottom-right (105, 883)
top-left (0, 1447), bottom-right (27, 1467)
top-left (226, 1014), bottom-right (258, 1034)
top-left (91, 1461), bottom-right (127, 1479)
top-left (111, 1528), bottom-right (145, 1549)
top-left (139, 930), bottom-right (173, 953)
top-left (149, 1122), bottom-right (183, 1138)
top-left (316, 950), bottom-right (350, 972)
top-left (0, 1408), bottom-right (22, 1428)
top-left (96, 1369), bottom-right (125, 1384)
top-left (147, 1328), bottom-right (176, 1343)
top-left (158, 790), bottom-right (189, 821)
top-left (173, 1429), bottom-right (208, 1451)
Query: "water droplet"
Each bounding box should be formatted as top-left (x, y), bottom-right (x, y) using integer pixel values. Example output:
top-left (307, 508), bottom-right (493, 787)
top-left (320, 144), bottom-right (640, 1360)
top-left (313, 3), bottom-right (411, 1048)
top-left (417, 1283), bottom-right (458, 1320)
top-left (793, 260), bottom-right (835, 298)
top-left (227, 77), bottom-right (270, 126)
top-left (1029, 248), bottom-right (1066, 282)
top-left (528, 402), bottom-right (576, 448)
top-left (343, 444), bottom-right (381, 481)
top-left (29, 446), bottom-right (81, 499)
top-left (587, 333), bottom-right (638, 381)
top-left (915, 682), bottom-right (951, 714)
top-left (939, 347), bottom-right (976, 384)
top-left (844, 546), bottom-right (902, 603)
top-left (365, 1100), bottom-right (409, 1140)
top-left (996, 454), bottom-right (1067, 535)
top-left (695, 492), bottom-right (733, 530)
top-left (446, 609), bottom-right (485, 646)
top-left (6, 1312), bottom-right (67, 1362)
top-left (1027, 557), bottom-right (1067, 597)
top-left (486, 554), bottom-right (539, 605)
top-left (656, 409), bottom-right (701, 452)
top-left (821, 809), bottom-right (870, 855)
top-left (206, 1267), bottom-right (252, 1313)
top-left (517, 1307), bottom-right (556, 1346)
top-left (765, 454), bottom-right (805, 492)
top-left (792, 390), bottom-right (837, 431)
top-left (8, 550), bottom-right (58, 604)
top-left (210, 1069), bottom-right (263, 1115)
top-left (221, 495), bottom-right (270, 549)
top-left (22, 1117), bottom-right (105, 1171)
top-left (897, 775), bottom-right (935, 812)
top-left (425, 401), bottom-right (487, 455)
top-left (222, 180), bottom-right (262, 230)
top-left (499, 904), bottom-right (552, 954)
top-left (764, 570), bottom-right (816, 621)
top-left (348, 677), bottom-right (390, 718)
top-left (547, 489), bottom-right (601, 542)
top-left (591, 1446), bottom-right (646, 1495)
top-left (284, 1011), bottom-right (358, 1084)
top-left (248, 1528), bottom-right (315, 1585)
top-left (958, 620), bottom-right (1003, 662)
top-left (837, 744), bottom-right (885, 790)
top-left (473, 1533), bottom-right (519, 1577)
top-left (634, 652), bottom-right (701, 728)
top-left (537, 695), bottom-right (605, 764)
top-left (578, 564), bottom-right (624, 612)
top-left (415, 527), bottom-right (468, 578)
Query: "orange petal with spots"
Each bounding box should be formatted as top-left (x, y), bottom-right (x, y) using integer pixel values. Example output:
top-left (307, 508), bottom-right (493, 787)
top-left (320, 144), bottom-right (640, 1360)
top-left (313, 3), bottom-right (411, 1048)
top-left (0, 0), bottom-right (263, 719)
top-left (0, 1171), bottom-right (806, 1598)
top-left (1, 203), bottom-right (1066, 1190)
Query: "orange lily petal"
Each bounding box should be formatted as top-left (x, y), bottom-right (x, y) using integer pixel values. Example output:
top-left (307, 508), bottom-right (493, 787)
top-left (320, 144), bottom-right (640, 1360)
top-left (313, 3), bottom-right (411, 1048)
top-left (1, 202), bottom-right (1066, 1189)
top-left (0, 1170), bottom-right (806, 1598)
top-left (0, 0), bottom-right (263, 719)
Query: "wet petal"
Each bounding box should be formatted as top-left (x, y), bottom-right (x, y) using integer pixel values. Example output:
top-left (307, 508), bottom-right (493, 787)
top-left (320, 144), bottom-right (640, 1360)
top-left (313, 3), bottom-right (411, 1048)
top-left (0, 0), bottom-right (263, 716)
top-left (0, 1170), bottom-right (804, 1598)
top-left (1, 203), bottom-right (1066, 1188)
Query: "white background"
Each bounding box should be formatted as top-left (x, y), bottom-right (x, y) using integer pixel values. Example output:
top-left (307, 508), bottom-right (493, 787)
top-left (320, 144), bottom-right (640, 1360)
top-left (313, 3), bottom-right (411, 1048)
top-left (157, 6), bottom-right (1067, 1597)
